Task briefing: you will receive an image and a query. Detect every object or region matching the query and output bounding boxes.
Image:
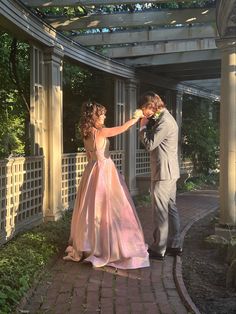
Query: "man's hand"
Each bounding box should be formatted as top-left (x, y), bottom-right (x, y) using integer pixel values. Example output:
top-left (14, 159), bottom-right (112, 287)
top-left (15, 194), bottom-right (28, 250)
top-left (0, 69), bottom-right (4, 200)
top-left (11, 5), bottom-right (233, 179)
top-left (140, 117), bottom-right (149, 128)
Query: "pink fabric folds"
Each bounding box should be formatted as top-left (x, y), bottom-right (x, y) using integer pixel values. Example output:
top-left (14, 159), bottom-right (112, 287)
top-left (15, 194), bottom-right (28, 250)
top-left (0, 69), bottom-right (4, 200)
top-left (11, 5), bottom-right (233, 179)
top-left (64, 139), bottom-right (149, 269)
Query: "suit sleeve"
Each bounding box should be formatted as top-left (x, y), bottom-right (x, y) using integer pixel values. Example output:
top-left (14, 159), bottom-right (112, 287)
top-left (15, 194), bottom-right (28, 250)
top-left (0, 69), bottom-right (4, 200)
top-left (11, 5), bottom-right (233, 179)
top-left (139, 119), bottom-right (169, 151)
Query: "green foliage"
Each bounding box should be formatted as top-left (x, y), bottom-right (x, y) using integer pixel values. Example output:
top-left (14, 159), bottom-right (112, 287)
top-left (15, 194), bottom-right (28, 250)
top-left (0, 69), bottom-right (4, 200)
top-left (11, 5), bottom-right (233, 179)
top-left (131, 0), bottom-right (216, 10)
top-left (63, 62), bottom-right (93, 96)
top-left (0, 32), bottom-right (30, 158)
top-left (63, 62), bottom-right (115, 153)
top-left (0, 211), bottom-right (71, 313)
top-left (0, 105), bottom-right (25, 158)
top-left (181, 180), bottom-right (199, 191)
top-left (179, 173), bottom-right (219, 192)
top-left (35, 0), bottom-right (216, 17)
top-left (63, 62), bottom-right (94, 152)
top-left (182, 95), bottom-right (220, 175)
top-left (37, 5), bottom-right (87, 17)
top-left (133, 194), bottom-right (151, 206)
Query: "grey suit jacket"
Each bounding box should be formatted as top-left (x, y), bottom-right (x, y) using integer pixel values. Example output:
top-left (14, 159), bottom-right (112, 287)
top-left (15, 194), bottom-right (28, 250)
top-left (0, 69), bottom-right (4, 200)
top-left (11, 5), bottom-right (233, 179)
top-left (139, 108), bottom-right (180, 181)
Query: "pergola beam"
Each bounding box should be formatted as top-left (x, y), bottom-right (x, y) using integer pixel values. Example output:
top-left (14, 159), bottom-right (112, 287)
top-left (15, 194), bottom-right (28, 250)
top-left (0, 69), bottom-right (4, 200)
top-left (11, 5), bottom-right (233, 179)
top-left (183, 78), bottom-right (220, 95)
top-left (142, 60), bottom-right (221, 80)
top-left (72, 24), bottom-right (218, 46)
top-left (157, 68), bottom-right (221, 80)
top-left (49, 8), bottom-right (216, 30)
top-left (118, 49), bottom-right (220, 66)
top-left (152, 60), bottom-right (220, 72)
top-left (137, 70), bottom-right (220, 100)
top-left (22, 0), bottom-right (194, 7)
top-left (0, 0), bottom-right (134, 78)
top-left (100, 38), bottom-right (217, 58)
top-left (172, 72), bottom-right (220, 80)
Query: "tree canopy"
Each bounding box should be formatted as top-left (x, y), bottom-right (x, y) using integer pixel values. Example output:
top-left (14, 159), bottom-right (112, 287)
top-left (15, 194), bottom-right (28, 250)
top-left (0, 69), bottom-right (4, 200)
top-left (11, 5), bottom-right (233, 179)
top-left (0, 32), bottom-right (30, 158)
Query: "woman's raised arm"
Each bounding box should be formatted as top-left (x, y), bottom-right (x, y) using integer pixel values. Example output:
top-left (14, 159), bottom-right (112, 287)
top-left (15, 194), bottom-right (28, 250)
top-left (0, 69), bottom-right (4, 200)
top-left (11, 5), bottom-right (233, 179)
top-left (99, 117), bottom-right (139, 138)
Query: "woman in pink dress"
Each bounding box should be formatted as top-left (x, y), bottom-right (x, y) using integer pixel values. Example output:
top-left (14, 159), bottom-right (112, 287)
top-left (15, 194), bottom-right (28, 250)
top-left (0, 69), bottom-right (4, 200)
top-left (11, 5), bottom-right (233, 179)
top-left (64, 101), bottom-right (149, 269)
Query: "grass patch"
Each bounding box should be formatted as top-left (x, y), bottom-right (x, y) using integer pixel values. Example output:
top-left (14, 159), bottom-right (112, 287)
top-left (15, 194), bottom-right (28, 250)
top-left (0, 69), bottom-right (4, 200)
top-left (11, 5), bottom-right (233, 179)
top-left (0, 210), bottom-right (71, 314)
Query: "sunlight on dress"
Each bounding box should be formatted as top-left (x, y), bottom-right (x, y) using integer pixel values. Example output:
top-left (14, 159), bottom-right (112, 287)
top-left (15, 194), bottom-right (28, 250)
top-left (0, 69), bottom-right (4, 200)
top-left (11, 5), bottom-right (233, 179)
top-left (64, 137), bottom-right (149, 269)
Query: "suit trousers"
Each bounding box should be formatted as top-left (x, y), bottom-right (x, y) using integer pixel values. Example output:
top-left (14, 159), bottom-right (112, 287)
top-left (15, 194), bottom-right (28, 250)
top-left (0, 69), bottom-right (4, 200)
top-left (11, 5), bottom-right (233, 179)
top-left (150, 179), bottom-right (180, 255)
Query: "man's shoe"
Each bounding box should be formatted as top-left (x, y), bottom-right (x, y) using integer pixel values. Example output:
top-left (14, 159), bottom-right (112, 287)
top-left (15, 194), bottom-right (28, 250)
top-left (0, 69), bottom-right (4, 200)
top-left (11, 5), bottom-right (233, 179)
top-left (148, 248), bottom-right (165, 261)
top-left (165, 247), bottom-right (183, 256)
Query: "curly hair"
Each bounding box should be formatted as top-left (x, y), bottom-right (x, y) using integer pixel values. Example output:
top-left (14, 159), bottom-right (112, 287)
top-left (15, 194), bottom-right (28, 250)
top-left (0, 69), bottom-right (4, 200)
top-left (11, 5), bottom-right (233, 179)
top-left (79, 101), bottom-right (107, 139)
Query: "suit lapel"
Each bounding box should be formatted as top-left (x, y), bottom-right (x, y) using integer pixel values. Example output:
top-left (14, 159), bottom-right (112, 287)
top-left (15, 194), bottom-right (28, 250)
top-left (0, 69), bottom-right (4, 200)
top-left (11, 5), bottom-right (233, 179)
top-left (149, 109), bottom-right (167, 130)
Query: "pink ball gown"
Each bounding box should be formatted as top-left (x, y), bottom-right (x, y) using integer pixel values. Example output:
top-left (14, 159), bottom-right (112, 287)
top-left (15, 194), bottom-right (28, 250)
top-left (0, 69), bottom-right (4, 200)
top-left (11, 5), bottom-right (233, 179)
top-left (64, 135), bottom-right (150, 269)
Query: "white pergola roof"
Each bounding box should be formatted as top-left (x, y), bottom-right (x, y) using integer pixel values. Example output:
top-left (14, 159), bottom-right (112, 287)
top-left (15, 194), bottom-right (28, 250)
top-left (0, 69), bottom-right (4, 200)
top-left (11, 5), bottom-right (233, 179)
top-left (70, 24), bottom-right (218, 46)
top-left (48, 8), bottom-right (216, 30)
top-left (19, 0), bottom-right (225, 98)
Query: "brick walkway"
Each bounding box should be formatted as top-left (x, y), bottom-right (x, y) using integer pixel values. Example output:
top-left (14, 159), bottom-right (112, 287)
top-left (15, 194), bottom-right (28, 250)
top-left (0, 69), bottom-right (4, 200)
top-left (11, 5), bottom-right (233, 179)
top-left (20, 190), bottom-right (219, 314)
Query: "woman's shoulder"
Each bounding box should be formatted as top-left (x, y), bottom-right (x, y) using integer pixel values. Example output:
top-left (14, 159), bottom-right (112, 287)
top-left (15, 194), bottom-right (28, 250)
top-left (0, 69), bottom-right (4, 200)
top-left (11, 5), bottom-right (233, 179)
top-left (96, 127), bottom-right (107, 138)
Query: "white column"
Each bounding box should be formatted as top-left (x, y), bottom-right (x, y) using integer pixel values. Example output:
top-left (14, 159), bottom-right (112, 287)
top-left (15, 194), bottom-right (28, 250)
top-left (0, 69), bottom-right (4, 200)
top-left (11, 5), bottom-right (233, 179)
top-left (165, 90), bottom-right (175, 116)
top-left (125, 78), bottom-right (139, 195)
top-left (114, 79), bottom-right (126, 150)
top-left (43, 47), bottom-right (64, 221)
top-left (217, 39), bottom-right (236, 227)
top-left (176, 90), bottom-right (183, 163)
top-left (30, 46), bottom-right (48, 218)
top-left (30, 46), bottom-right (45, 156)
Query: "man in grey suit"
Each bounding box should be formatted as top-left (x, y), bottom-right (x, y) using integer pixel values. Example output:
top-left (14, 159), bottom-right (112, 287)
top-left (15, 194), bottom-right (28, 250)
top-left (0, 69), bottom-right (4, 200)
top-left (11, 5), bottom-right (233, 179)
top-left (139, 91), bottom-right (182, 260)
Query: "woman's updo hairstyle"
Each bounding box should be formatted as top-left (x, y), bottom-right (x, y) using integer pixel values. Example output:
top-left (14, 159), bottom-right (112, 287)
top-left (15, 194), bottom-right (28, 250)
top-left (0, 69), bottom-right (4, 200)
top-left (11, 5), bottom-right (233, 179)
top-left (79, 101), bottom-right (106, 139)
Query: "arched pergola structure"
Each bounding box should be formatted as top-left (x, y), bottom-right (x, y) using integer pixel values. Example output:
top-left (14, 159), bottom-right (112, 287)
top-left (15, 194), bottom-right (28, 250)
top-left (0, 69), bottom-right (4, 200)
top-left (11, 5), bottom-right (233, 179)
top-left (0, 0), bottom-right (235, 242)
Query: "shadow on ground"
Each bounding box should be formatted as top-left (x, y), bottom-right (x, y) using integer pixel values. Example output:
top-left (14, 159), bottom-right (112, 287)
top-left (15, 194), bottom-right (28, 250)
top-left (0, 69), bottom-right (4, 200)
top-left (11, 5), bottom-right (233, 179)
top-left (182, 211), bottom-right (236, 314)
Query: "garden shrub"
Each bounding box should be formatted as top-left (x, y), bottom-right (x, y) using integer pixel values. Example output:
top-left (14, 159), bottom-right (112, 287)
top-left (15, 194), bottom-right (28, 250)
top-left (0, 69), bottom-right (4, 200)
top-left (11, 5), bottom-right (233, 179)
top-left (0, 211), bottom-right (71, 314)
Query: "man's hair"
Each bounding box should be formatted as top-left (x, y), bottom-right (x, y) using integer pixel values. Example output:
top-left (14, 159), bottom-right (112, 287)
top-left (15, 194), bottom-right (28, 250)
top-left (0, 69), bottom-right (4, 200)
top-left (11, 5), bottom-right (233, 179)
top-left (139, 91), bottom-right (165, 110)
